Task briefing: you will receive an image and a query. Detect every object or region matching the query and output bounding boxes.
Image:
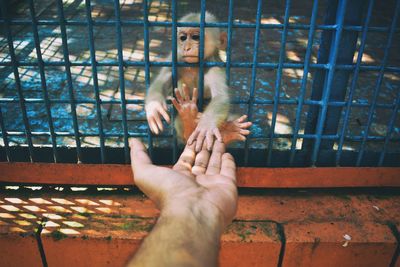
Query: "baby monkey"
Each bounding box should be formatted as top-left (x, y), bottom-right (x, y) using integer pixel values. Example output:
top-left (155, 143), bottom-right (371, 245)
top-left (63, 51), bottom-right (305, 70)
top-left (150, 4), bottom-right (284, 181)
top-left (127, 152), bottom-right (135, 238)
top-left (145, 12), bottom-right (251, 151)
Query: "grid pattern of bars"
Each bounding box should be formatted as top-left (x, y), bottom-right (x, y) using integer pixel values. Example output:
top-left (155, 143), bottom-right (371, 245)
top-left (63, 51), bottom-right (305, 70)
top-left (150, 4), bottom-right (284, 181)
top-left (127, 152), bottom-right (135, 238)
top-left (0, 0), bottom-right (399, 167)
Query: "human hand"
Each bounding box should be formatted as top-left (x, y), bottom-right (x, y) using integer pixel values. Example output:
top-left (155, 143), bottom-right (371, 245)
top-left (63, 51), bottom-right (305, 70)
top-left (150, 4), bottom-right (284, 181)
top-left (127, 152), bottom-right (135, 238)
top-left (130, 138), bottom-right (238, 230)
top-left (145, 100), bottom-right (171, 134)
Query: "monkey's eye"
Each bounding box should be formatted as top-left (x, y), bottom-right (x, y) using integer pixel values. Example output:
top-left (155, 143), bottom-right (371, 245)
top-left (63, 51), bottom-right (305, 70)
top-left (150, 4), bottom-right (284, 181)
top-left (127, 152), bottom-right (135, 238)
top-left (180, 35), bottom-right (187, 41)
top-left (191, 34), bottom-right (200, 41)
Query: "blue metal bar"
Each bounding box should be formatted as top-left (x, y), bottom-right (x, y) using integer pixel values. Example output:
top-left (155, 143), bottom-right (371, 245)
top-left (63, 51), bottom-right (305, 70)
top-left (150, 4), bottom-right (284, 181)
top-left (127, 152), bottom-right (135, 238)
top-left (0, 106), bottom-right (11, 161)
top-left (28, 0), bottom-right (58, 162)
top-left (225, 0), bottom-right (235, 85)
top-left (171, 0), bottom-right (178, 162)
top-left (356, 0), bottom-right (400, 166)
top-left (143, 0), bottom-right (153, 158)
top-left (198, 0), bottom-right (206, 111)
top-left (335, 0), bottom-right (374, 165)
top-left (289, 0), bottom-right (319, 165)
top-left (244, 0), bottom-right (263, 166)
top-left (1, 97), bottom-right (398, 110)
top-left (56, 0), bottom-right (82, 162)
top-left (378, 89), bottom-right (400, 166)
top-left (3, 18), bottom-right (399, 33)
top-left (267, 0), bottom-right (291, 166)
top-left (3, 131), bottom-right (398, 142)
top-left (0, 1), bottom-right (35, 162)
top-left (1, 60), bottom-right (400, 73)
top-left (310, 0), bottom-right (347, 165)
top-left (85, 0), bottom-right (106, 163)
top-left (113, 0), bottom-right (130, 163)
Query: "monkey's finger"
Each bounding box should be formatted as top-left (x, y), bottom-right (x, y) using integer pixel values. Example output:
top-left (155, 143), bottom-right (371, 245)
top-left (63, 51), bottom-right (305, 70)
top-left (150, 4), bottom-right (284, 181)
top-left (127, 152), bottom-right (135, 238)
top-left (192, 87), bottom-right (198, 104)
top-left (195, 131), bottom-right (207, 152)
top-left (236, 115), bottom-right (248, 123)
top-left (192, 149), bottom-right (210, 176)
top-left (148, 119), bottom-right (159, 135)
top-left (153, 114), bottom-right (164, 132)
top-left (187, 130), bottom-right (200, 145)
top-left (220, 153), bottom-right (237, 180)
top-left (213, 128), bottom-right (223, 142)
top-left (239, 129), bottom-right (251, 135)
top-left (183, 83), bottom-right (190, 101)
top-left (174, 88), bottom-right (184, 103)
top-left (206, 141), bottom-right (225, 175)
top-left (158, 106), bottom-right (171, 123)
top-left (206, 131), bottom-right (215, 151)
top-left (238, 121), bottom-right (252, 129)
top-left (171, 98), bottom-right (181, 112)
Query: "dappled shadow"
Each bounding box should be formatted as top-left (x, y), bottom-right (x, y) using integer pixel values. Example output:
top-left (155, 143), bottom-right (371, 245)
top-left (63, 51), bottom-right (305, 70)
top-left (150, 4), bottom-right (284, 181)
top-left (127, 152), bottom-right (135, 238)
top-left (0, 0), bottom-right (399, 158)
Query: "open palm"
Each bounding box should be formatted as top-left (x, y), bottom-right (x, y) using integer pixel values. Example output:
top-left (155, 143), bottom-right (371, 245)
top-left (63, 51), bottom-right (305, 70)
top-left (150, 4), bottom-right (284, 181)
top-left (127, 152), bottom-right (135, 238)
top-left (130, 139), bottom-right (238, 228)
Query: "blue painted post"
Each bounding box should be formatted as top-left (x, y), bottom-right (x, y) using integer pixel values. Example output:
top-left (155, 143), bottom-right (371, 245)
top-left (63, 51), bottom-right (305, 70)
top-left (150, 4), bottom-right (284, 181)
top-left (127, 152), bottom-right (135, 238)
top-left (289, 0), bottom-right (319, 166)
top-left (171, 0), bottom-right (178, 162)
top-left (267, 0), bottom-right (291, 166)
top-left (142, 0), bottom-right (154, 158)
top-left (357, 0), bottom-right (400, 166)
top-left (113, 0), bottom-right (130, 163)
top-left (302, 0), bottom-right (364, 165)
top-left (0, 107), bottom-right (10, 161)
top-left (28, 0), bottom-right (59, 163)
top-left (85, 0), bottom-right (106, 163)
top-left (1, 0), bottom-right (35, 162)
top-left (244, 0), bottom-right (263, 166)
top-left (56, 0), bottom-right (83, 163)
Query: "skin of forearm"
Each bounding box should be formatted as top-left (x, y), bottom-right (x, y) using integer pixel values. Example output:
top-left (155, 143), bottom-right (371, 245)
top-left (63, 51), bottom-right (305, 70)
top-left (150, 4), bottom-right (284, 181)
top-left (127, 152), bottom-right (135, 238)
top-left (128, 200), bottom-right (224, 267)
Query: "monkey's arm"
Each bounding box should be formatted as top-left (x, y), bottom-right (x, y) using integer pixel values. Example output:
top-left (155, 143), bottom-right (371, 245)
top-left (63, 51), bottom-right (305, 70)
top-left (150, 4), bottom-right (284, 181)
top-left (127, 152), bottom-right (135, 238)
top-left (188, 67), bottom-right (230, 151)
top-left (145, 66), bottom-right (172, 134)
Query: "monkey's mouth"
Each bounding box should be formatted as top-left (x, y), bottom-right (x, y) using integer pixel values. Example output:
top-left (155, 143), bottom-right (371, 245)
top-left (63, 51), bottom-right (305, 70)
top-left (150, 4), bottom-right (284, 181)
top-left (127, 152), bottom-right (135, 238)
top-left (182, 56), bottom-right (199, 62)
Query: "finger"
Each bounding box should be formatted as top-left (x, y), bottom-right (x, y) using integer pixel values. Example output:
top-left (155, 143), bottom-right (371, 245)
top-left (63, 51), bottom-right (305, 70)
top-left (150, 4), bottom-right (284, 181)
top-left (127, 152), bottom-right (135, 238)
top-left (183, 83), bottom-right (190, 101)
top-left (158, 106), bottom-right (171, 123)
top-left (213, 128), bottom-right (222, 142)
top-left (238, 122), bottom-right (252, 129)
top-left (206, 131), bottom-right (214, 151)
top-left (236, 115), bottom-right (248, 123)
top-left (239, 129), bottom-right (251, 135)
top-left (192, 87), bottom-right (198, 103)
top-left (154, 114), bottom-right (164, 133)
top-left (130, 138), bottom-right (152, 169)
top-left (175, 88), bottom-right (184, 103)
top-left (172, 98), bottom-right (181, 111)
top-left (195, 131), bottom-right (206, 152)
top-left (206, 141), bottom-right (225, 175)
top-left (188, 130), bottom-right (200, 145)
top-left (220, 153), bottom-right (236, 180)
top-left (173, 143), bottom-right (196, 176)
top-left (148, 118), bottom-right (159, 134)
top-left (192, 149), bottom-right (210, 176)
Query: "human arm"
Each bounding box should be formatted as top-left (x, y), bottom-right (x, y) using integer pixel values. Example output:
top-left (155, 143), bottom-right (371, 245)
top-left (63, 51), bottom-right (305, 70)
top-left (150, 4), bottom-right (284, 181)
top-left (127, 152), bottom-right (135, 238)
top-left (127, 139), bottom-right (238, 267)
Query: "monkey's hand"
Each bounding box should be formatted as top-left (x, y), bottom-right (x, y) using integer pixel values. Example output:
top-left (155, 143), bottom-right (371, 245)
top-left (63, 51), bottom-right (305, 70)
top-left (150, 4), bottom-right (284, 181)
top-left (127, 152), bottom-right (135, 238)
top-left (220, 115), bottom-right (252, 144)
top-left (188, 117), bottom-right (222, 152)
top-left (145, 100), bottom-right (171, 134)
top-left (172, 86), bottom-right (199, 121)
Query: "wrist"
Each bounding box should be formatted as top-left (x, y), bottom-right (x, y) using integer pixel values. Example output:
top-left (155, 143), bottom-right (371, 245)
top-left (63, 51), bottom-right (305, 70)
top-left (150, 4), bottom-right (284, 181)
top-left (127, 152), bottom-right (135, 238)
top-left (161, 198), bottom-right (225, 238)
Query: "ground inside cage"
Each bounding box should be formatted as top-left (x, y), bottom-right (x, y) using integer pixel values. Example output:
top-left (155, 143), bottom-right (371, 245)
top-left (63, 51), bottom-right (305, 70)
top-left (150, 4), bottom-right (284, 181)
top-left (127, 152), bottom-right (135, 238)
top-left (0, 187), bottom-right (399, 267)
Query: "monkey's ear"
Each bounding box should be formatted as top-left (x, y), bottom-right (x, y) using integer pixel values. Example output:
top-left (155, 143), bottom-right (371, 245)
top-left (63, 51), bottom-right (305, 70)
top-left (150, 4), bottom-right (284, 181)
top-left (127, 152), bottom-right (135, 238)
top-left (219, 32), bottom-right (227, 50)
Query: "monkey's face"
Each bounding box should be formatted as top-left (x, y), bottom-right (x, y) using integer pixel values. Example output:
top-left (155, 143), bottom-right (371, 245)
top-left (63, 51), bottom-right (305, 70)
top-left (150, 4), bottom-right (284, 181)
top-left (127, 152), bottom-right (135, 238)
top-left (178, 28), bottom-right (216, 63)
